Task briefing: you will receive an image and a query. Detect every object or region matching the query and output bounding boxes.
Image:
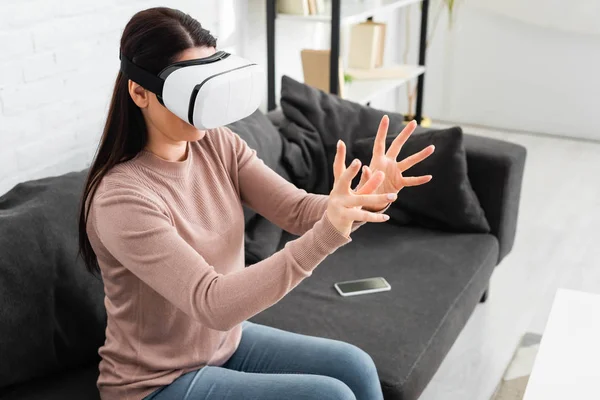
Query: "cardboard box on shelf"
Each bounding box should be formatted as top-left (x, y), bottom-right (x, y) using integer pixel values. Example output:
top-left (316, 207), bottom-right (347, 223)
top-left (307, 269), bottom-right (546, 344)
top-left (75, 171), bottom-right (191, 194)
top-left (301, 49), bottom-right (345, 98)
top-left (278, 0), bottom-right (310, 15)
top-left (371, 20), bottom-right (387, 67)
top-left (348, 20), bottom-right (387, 69)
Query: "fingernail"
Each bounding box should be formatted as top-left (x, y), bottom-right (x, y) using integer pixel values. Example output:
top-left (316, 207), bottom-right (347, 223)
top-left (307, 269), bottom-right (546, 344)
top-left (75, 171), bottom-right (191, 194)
top-left (362, 166), bottom-right (367, 173)
top-left (387, 193), bottom-right (397, 200)
top-left (383, 214), bottom-right (390, 220)
top-left (337, 140), bottom-right (342, 147)
top-left (352, 159), bottom-right (360, 166)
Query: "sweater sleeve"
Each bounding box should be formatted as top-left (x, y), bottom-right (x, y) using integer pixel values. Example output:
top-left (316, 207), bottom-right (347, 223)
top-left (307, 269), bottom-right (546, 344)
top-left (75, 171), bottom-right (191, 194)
top-left (92, 185), bottom-right (350, 332)
top-left (230, 129), bottom-right (329, 236)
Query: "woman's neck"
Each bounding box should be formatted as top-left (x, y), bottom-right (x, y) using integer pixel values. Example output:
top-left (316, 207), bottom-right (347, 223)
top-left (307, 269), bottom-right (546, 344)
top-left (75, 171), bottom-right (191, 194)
top-left (144, 125), bottom-right (189, 162)
top-left (145, 139), bottom-right (189, 162)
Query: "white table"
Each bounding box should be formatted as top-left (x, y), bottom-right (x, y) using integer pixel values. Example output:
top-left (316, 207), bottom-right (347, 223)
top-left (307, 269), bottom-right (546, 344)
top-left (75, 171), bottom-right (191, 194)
top-left (524, 289), bottom-right (600, 400)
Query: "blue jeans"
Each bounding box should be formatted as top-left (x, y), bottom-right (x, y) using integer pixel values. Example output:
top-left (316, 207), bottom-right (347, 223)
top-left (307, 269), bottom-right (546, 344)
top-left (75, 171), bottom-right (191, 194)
top-left (144, 321), bottom-right (383, 400)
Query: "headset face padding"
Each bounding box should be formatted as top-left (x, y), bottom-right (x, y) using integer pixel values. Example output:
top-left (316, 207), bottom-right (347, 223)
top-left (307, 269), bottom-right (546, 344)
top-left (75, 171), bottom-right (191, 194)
top-left (120, 51), bottom-right (264, 130)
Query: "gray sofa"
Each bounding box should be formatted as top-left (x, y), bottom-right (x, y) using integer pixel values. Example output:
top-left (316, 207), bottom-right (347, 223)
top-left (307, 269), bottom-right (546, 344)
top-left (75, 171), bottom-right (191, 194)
top-left (253, 110), bottom-right (526, 399)
top-left (0, 108), bottom-right (526, 400)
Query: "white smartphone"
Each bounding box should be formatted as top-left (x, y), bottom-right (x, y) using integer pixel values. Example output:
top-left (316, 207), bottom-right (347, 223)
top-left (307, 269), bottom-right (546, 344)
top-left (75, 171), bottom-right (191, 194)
top-left (334, 277), bottom-right (391, 297)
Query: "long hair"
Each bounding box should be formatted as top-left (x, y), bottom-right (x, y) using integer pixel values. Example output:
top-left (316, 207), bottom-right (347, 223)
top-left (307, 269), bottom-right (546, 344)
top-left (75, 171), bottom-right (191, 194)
top-left (79, 8), bottom-right (217, 275)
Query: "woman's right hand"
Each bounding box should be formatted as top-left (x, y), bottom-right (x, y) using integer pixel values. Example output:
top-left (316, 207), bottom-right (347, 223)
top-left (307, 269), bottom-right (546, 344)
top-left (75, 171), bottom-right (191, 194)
top-left (326, 140), bottom-right (397, 237)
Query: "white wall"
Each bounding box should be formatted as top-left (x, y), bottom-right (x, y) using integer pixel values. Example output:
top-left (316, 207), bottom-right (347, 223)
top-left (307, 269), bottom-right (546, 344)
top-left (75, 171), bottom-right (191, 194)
top-left (3, 1), bottom-right (598, 196)
top-left (245, 1), bottom-right (600, 141)
top-left (0, 0), bottom-right (243, 196)
top-left (422, 3), bottom-right (600, 141)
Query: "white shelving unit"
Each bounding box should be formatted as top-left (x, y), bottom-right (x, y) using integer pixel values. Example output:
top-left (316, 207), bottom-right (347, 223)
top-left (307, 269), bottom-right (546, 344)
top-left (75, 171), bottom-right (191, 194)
top-left (344, 64), bottom-right (425, 105)
top-left (277, 0), bottom-right (422, 26)
top-left (267, 0), bottom-right (430, 122)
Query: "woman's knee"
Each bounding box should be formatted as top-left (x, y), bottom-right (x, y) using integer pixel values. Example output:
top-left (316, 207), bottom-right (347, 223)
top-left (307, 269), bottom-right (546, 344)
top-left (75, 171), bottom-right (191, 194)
top-left (325, 341), bottom-right (382, 399)
top-left (334, 341), bottom-right (379, 380)
top-left (311, 375), bottom-right (356, 400)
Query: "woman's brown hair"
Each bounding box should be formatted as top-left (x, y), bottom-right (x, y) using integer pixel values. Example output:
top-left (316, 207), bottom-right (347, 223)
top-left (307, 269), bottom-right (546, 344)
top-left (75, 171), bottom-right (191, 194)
top-left (78, 7), bottom-right (217, 275)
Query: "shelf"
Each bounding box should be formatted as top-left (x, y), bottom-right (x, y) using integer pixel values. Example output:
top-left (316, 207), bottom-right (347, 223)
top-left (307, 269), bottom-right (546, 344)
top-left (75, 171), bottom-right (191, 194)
top-left (277, 0), bottom-right (422, 25)
top-left (343, 64), bottom-right (425, 104)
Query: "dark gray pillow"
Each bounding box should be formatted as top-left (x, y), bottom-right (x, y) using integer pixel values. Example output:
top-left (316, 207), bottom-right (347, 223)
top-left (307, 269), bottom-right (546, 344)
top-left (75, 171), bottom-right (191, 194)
top-left (0, 171), bottom-right (105, 389)
top-left (277, 118), bottom-right (330, 195)
top-left (227, 109), bottom-right (287, 263)
top-left (354, 127), bottom-right (491, 233)
top-left (280, 75), bottom-right (406, 193)
top-left (280, 75), bottom-right (489, 233)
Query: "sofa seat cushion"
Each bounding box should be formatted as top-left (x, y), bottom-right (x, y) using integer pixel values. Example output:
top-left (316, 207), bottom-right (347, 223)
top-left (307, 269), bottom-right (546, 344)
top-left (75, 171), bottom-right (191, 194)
top-left (250, 223), bottom-right (499, 400)
top-left (0, 365), bottom-right (99, 400)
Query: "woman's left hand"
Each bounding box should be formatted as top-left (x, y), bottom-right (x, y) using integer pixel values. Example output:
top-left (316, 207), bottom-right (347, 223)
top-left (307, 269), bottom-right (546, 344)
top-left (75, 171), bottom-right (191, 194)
top-left (357, 115), bottom-right (436, 212)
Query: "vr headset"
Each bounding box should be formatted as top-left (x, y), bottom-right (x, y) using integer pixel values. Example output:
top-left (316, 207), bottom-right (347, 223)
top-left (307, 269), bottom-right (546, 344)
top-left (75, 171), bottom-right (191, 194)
top-left (120, 51), bottom-right (264, 130)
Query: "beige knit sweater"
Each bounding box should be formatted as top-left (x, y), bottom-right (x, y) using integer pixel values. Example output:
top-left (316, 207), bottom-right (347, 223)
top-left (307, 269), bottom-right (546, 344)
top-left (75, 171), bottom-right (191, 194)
top-left (87, 127), bottom-right (353, 400)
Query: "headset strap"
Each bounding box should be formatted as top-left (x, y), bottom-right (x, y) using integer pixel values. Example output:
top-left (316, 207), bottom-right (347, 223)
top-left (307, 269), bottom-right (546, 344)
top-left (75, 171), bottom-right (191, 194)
top-left (119, 53), bottom-right (164, 96)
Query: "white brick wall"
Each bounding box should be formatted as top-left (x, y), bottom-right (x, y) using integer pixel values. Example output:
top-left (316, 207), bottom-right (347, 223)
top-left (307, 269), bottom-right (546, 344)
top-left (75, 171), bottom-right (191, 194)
top-left (0, 0), bottom-right (239, 195)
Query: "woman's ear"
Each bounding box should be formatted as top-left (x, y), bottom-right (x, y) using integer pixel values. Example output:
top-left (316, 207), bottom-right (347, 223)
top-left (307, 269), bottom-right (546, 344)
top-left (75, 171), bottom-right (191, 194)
top-left (128, 80), bottom-right (149, 108)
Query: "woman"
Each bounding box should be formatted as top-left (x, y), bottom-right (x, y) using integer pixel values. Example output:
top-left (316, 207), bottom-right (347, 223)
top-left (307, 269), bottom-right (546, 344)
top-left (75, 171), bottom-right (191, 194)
top-left (79, 7), bottom-right (434, 400)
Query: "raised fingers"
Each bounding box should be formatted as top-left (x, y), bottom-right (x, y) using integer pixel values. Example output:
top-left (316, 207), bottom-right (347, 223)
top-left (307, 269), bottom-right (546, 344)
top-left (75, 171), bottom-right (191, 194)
top-left (397, 145), bottom-right (435, 172)
top-left (387, 120), bottom-right (417, 160)
top-left (346, 208), bottom-right (390, 223)
top-left (344, 193), bottom-right (397, 207)
top-left (400, 175), bottom-right (433, 187)
top-left (336, 158), bottom-right (362, 191)
top-left (355, 167), bottom-right (385, 195)
top-left (373, 115), bottom-right (389, 158)
top-left (362, 165), bottom-right (372, 181)
top-left (333, 140), bottom-right (347, 180)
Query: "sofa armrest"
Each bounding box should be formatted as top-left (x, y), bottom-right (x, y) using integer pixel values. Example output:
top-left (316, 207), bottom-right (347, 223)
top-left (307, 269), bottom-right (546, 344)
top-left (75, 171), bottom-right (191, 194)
top-left (463, 134), bottom-right (527, 263)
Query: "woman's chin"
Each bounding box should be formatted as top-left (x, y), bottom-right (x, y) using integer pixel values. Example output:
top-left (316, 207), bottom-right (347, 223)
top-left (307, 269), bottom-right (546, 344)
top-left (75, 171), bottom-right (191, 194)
top-left (185, 127), bottom-right (207, 141)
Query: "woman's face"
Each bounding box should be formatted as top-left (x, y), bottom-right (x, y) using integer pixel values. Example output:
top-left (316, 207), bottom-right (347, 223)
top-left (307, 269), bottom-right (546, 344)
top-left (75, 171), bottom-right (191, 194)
top-left (128, 46), bottom-right (217, 143)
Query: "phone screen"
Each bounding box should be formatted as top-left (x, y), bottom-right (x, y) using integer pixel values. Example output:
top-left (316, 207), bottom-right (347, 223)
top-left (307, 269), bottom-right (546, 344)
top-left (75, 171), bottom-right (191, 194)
top-left (337, 277), bottom-right (389, 294)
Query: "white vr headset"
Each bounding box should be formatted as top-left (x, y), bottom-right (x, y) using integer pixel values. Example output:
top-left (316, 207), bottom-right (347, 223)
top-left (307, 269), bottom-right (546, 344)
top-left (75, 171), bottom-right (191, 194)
top-left (120, 51), bottom-right (264, 130)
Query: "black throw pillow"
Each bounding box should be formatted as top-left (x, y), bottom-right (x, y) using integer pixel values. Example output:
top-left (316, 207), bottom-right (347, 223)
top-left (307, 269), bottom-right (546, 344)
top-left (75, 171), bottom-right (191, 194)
top-left (279, 75), bottom-right (406, 193)
top-left (354, 127), bottom-right (491, 233)
top-left (277, 118), bottom-right (330, 195)
top-left (279, 75), bottom-right (489, 233)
